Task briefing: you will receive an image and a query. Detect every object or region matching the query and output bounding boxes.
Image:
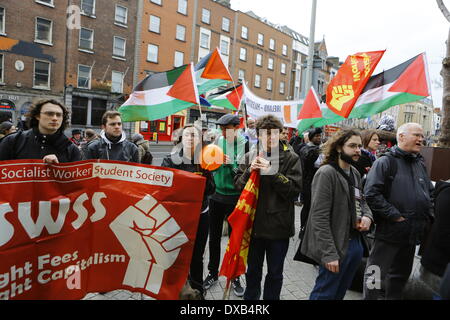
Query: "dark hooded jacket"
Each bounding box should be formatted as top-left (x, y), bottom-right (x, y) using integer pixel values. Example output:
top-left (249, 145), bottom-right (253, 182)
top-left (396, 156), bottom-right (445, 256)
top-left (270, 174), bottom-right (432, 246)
top-left (83, 131), bottom-right (139, 163)
top-left (0, 128), bottom-right (81, 162)
top-left (364, 146), bottom-right (434, 245)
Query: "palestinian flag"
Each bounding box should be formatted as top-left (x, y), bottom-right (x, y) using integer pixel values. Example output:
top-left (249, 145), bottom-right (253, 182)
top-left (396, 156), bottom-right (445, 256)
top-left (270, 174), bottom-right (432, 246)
top-left (298, 86), bottom-right (322, 119)
top-left (119, 64), bottom-right (198, 122)
top-left (195, 48), bottom-right (233, 94)
top-left (207, 85), bottom-right (243, 111)
top-left (297, 53), bottom-right (431, 132)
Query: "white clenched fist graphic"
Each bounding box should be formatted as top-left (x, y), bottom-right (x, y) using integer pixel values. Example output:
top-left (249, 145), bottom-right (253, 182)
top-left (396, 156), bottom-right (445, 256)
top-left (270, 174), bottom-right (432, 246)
top-left (110, 194), bottom-right (189, 294)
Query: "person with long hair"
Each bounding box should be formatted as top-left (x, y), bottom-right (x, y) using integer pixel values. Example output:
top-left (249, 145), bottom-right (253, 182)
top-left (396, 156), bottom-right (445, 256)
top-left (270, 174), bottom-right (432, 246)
top-left (161, 123), bottom-right (215, 299)
top-left (300, 129), bottom-right (373, 299)
top-left (355, 129), bottom-right (381, 177)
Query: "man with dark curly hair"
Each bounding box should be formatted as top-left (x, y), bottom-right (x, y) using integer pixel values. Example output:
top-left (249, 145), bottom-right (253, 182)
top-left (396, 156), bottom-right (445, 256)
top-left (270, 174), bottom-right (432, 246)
top-left (0, 99), bottom-right (81, 163)
top-left (234, 114), bottom-right (302, 300)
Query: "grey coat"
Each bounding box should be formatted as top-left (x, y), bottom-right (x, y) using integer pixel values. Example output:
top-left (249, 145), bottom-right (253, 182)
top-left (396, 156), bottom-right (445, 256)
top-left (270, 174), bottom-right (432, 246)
top-left (301, 164), bottom-right (373, 266)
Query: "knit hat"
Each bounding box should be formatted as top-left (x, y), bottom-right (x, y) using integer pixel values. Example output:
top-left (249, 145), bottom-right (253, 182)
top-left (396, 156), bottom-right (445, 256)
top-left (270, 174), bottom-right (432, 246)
top-left (131, 133), bottom-right (143, 143)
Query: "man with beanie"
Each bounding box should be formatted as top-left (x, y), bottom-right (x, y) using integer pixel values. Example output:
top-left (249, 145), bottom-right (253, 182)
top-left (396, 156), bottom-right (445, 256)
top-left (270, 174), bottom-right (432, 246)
top-left (70, 129), bottom-right (83, 147)
top-left (83, 111), bottom-right (139, 162)
top-left (203, 113), bottom-right (249, 297)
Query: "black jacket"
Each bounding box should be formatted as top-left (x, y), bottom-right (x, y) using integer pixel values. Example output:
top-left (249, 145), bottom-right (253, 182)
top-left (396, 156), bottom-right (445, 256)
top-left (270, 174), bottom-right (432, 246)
top-left (161, 149), bottom-right (215, 213)
top-left (299, 142), bottom-right (320, 190)
top-left (83, 132), bottom-right (139, 163)
top-left (364, 146), bottom-right (434, 245)
top-left (421, 180), bottom-right (450, 277)
top-left (234, 142), bottom-right (302, 240)
top-left (0, 128), bottom-right (81, 162)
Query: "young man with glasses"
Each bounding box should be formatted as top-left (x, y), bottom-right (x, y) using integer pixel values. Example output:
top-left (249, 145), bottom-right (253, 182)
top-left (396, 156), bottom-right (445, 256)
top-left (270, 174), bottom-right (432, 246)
top-left (0, 99), bottom-right (81, 163)
top-left (83, 111), bottom-right (139, 162)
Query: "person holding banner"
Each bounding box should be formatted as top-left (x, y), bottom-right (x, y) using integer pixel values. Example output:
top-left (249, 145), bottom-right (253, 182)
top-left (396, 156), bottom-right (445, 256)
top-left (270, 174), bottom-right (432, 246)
top-left (161, 123), bottom-right (215, 299)
top-left (300, 129), bottom-right (373, 300)
top-left (83, 111), bottom-right (139, 162)
top-left (234, 115), bottom-right (302, 300)
top-left (0, 99), bottom-right (81, 163)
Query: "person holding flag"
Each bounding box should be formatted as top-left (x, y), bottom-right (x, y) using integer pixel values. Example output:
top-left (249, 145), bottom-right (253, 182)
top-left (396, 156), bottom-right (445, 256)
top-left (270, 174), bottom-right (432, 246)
top-left (233, 115), bottom-right (302, 300)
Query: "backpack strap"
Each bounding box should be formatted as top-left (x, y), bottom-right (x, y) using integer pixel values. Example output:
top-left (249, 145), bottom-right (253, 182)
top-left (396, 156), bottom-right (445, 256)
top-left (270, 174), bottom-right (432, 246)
top-left (380, 152), bottom-right (398, 199)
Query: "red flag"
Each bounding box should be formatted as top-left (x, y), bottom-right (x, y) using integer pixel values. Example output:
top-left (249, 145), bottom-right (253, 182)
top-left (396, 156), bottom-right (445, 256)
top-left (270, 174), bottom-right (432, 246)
top-left (219, 171), bottom-right (260, 289)
top-left (167, 63), bottom-right (200, 105)
top-left (326, 50), bottom-right (385, 118)
top-left (298, 87), bottom-right (322, 119)
top-left (201, 48), bottom-right (233, 81)
top-left (388, 53), bottom-right (430, 96)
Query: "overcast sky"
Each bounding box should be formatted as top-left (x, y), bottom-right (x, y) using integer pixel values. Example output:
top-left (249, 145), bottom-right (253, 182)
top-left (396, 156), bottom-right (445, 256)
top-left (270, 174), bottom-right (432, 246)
top-left (230, 0), bottom-right (449, 108)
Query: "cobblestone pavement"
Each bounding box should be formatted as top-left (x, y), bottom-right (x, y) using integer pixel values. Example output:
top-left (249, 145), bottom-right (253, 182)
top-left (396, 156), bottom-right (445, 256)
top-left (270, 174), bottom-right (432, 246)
top-left (83, 205), bottom-right (363, 301)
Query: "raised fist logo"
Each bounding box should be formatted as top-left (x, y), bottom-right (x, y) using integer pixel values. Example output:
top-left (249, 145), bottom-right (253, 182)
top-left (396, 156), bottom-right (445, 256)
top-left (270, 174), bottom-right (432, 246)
top-left (110, 195), bottom-right (189, 294)
top-left (329, 85), bottom-right (354, 111)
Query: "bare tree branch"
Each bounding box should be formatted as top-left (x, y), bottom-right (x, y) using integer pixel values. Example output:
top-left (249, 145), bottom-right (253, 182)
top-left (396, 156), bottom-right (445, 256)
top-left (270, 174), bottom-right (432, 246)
top-left (437, 0), bottom-right (450, 23)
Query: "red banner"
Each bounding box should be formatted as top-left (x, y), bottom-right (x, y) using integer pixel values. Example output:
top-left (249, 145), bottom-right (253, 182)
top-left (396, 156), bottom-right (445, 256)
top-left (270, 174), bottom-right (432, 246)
top-left (0, 160), bottom-right (205, 300)
top-left (326, 50), bottom-right (385, 118)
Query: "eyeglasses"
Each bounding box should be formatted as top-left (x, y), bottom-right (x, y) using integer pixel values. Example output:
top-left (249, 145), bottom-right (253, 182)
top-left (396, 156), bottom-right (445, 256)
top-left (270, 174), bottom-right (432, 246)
top-left (41, 111), bottom-right (63, 118)
top-left (345, 143), bottom-right (363, 149)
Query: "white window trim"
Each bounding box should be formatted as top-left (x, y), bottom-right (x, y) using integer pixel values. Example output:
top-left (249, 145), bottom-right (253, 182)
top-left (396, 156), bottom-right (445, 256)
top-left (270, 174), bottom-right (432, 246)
top-left (257, 33), bottom-right (264, 46)
top-left (256, 53), bottom-right (262, 66)
top-left (241, 26), bottom-right (248, 39)
top-left (269, 38), bottom-right (275, 50)
top-left (0, 54), bottom-right (4, 84)
top-left (174, 51), bottom-right (184, 67)
top-left (35, 0), bottom-right (55, 8)
top-left (177, 0), bottom-right (187, 15)
top-left (35, 17), bottom-right (53, 46)
top-left (281, 63), bottom-right (286, 74)
top-left (279, 82), bottom-right (285, 94)
top-left (115, 5), bottom-right (128, 26)
top-left (0, 7), bottom-right (6, 36)
top-left (150, 0), bottom-right (162, 5)
top-left (220, 39), bottom-right (229, 56)
top-left (33, 59), bottom-right (51, 90)
top-left (202, 8), bottom-right (210, 24)
top-left (239, 48), bottom-right (247, 61)
top-left (200, 31), bottom-right (210, 49)
top-left (222, 17), bottom-right (230, 32)
top-left (266, 78), bottom-right (273, 91)
top-left (255, 74), bottom-right (261, 88)
top-left (149, 15), bottom-right (161, 33)
top-left (176, 25), bottom-right (186, 41)
top-left (81, 0), bottom-right (96, 18)
top-left (113, 36), bottom-right (126, 58)
top-left (111, 71), bottom-right (124, 93)
top-left (282, 44), bottom-right (288, 56)
top-left (79, 27), bottom-right (94, 51)
top-left (77, 64), bottom-right (92, 89)
top-left (268, 58), bottom-right (274, 70)
top-left (147, 44), bottom-right (159, 63)
top-left (238, 69), bottom-right (245, 81)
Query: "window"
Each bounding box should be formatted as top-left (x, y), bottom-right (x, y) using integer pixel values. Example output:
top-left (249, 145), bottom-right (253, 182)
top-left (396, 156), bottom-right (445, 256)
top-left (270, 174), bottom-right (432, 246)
top-left (254, 74), bottom-right (261, 88)
top-left (35, 17), bottom-right (52, 44)
top-left (279, 81), bottom-right (285, 94)
top-left (113, 37), bottom-right (126, 57)
top-left (178, 0), bottom-right (187, 15)
top-left (35, 0), bottom-right (54, 6)
top-left (200, 32), bottom-right (210, 49)
top-left (222, 17), bottom-right (230, 32)
top-left (201, 9), bottom-right (210, 24)
top-left (77, 64), bottom-right (91, 89)
top-left (239, 48), bottom-right (247, 61)
top-left (241, 26), bottom-right (248, 39)
top-left (91, 99), bottom-right (106, 126)
top-left (269, 38), bottom-right (275, 50)
top-left (282, 44), bottom-right (288, 56)
top-left (238, 69), bottom-right (245, 81)
top-left (79, 28), bottom-right (94, 50)
top-left (0, 7), bottom-right (5, 34)
top-left (34, 60), bottom-right (50, 89)
top-left (81, 0), bottom-right (95, 16)
top-left (176, 25), bottom-right (186, 41)
top-left (281, 63), bottom-right (286, 74)
top-left (111, 71), bottom-right (123, 93)
top-left (268, 58), bottom-right (274, 70)
top-left (0, 54), bottom-right (4, 83)
top-left (71, 96), bottom-right (88, 125)
top-left (149, 15), bottom-right (160, 33)
top-left (257, 33), bottom-right (264, 46)
top-left (115, 5), bottom-right (127, 25)
top-left (150, 0), bottom-right (162, 5)
top-left (147, 44), bottom-right (158, 63)
top-left (174, 51), bottom-right (184, 67)
top-left (256, 53), bottom-right (262, 66)
top-left (266, 78), bottom-right (273, 91)
top-left (220, 39), bottom-right (229, 56)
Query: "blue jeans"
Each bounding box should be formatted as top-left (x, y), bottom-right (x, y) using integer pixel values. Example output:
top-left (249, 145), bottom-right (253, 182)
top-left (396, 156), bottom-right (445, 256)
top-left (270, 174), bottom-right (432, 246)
top-left (310, 235), bottom-right (364, 300)
top-left (244, 238), bottom-right (289, 300)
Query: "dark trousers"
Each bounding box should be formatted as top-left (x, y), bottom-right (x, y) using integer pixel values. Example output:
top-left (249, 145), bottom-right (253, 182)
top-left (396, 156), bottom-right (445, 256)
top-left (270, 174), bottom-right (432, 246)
top-left (363, 238), bottom-right (416, 300)
top-left (244, 238), bottom-right (289, 300)
top-left (189, 212), bottom-right (209, 295)
top-left (207, 198), bottom-right (236, 276)
top-left (310, 236), bottom-right (364, 300)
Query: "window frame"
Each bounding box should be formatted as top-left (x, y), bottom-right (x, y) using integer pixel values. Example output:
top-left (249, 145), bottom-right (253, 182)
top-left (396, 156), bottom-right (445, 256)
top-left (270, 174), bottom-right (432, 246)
top-left (114, 5), bottom-right (128, 26)
top-left (268, 58), bottom-right (274, 70)
top-left (201, 8), bottom-right (210, 24)
top-left (35, 17), bottom-right (53, 45)
top-left (149, 15), bottom-right (161, 34)
top-left (269, 38), bottom-right (275, 51)
top-left (200, 31), bottom-right (210, 49)
top-left (0, 54), bottom-right (4, 84)
top-left (239, 47), bottom-right (247, 61)
top-left (241, 26), bottom-right (248, 39)
top-left (220, 39), bottom-right (229, 56)
top-left (281, 62), bottom-right (287, 74)
top-left (111, 70), bottom-right (124, 93)
top-left (238, 69), bottom-right (245, 82)
top-left (177, 0), bottom-right (187, 15)
top-left (147, 44), bottom-right (159, 63)
top-left (35, 0), bottom-right (54, 7)
top-left (79, 27), bottom-right (94, 51)
top-left (257, 33), bottom-right (264, 46)
top-left (254, 74), bottom-right (261, 88)
top-left (150, 0), bottom-right (162, 5)
top-left (81, 0), bottom-right (96, 17)
top-left (0, 7), bottom-right (6, 35)
top-left (33, 59), bottom-right (51, 90)
top-left (222, 17), bottom-right (230, 32)
top-left (256, 53), bottom-right (262, 67)
top-left (282, 44), bottom-right (288, 56)
top-left (266, 77), bottom-right (273, 91)
top-left (77, 64), bottom-right (92, 89)
top-left (113, 36), bottom-right (126, 58)
top-left (174, 51), bottom-right (184, 67)
top-left (279, 81), bottom-right (285, 94)
top-left (176, 24), bottom-right (186, 41)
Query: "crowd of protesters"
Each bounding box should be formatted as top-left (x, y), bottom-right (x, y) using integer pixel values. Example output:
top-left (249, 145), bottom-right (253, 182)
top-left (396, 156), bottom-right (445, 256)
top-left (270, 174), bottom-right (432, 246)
top-left (0, 98), bottom-right (449, 301)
